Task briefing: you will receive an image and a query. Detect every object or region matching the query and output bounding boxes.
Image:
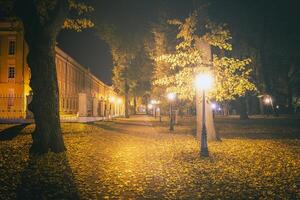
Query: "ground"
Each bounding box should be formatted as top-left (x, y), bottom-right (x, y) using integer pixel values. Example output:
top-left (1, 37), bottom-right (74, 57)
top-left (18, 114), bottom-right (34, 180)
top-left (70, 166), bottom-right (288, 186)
top-left (0, 115), bottom-right (299, 199)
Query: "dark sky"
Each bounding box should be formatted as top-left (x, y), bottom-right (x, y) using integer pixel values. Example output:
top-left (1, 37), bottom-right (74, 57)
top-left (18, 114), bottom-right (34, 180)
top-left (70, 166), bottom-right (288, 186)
top-left (57, 29), bottom-right (112, 85)
top-left (56, 0), bottom-right (196, 85)
top-left (57, 0), bottom-right (300, 85)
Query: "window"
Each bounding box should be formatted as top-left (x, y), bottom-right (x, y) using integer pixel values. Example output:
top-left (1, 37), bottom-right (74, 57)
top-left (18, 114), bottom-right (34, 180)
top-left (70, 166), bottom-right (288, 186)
top-left (8, 66), bottom-right (15, 79)
top-left (8, 40), bottom-right (16, 55)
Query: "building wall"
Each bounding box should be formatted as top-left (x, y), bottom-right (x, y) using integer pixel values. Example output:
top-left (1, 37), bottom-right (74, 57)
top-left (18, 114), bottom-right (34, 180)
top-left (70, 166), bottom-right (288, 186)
top-left (0, 22), bottom-right (124, 119)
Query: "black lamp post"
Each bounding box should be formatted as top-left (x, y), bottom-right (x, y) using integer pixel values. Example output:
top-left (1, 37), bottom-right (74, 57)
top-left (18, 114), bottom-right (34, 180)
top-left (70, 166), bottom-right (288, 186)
top-left (195, 73), bottom-right (213, 157)
top-left (167, 92), bottom-right (176, 131)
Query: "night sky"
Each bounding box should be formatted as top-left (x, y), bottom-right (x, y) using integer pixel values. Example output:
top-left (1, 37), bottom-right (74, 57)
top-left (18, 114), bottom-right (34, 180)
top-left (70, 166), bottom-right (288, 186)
top-left (57, 0), bottom-right (300, 86)
top-left (56, 0), bottom-right (196, 85)
top-left (57, 29), bottom-right (112, 85)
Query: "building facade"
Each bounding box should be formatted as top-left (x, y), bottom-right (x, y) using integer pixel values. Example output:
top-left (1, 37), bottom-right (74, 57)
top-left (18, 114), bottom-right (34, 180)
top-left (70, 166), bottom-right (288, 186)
top-left (0, 22), bottom-right (124, 120)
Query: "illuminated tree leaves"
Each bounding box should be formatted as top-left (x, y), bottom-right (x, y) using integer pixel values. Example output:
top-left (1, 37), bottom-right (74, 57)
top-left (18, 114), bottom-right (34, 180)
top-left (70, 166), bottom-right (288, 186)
top-left (153, 11), bottom-right (256, 102)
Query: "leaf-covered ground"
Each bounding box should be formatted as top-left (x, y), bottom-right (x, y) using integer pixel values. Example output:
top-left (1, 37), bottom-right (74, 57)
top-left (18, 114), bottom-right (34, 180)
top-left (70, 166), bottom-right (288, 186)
top-left (0, 115), bottom-right (299, 199)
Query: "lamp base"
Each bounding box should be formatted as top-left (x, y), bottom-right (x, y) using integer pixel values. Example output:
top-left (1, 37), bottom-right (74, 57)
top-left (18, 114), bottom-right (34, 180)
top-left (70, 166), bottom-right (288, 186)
top-left (200, 148), bottom-right (209, 157)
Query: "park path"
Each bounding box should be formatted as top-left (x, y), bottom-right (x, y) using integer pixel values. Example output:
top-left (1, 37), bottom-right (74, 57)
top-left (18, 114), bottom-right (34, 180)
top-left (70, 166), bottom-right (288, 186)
top-left (0, 115), bottom-right (299, 199)
top-left (65, 115), bottom-right (199, 199)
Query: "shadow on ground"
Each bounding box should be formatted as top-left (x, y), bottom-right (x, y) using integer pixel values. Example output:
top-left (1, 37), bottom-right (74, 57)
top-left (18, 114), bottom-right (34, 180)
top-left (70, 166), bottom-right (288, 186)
top-left (219, 131), bottom-right (300, 140)
top-left (16, 153), bottom-right (80, 200)
top-left (0, 124), bottom-right (29, 141)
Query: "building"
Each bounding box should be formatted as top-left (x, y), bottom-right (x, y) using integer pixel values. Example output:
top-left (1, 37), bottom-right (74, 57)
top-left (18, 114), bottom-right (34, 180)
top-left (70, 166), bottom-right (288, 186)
top-left (0, 22), bottom-right (124, 121)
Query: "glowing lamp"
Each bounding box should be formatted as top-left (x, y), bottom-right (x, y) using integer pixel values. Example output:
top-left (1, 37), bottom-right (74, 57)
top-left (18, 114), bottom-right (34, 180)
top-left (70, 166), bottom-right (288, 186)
top-left (167, 92), bottom-right (176, 101)
top-left (211, 103), bottom-right (217, 110)
top-left (109, 96), bottom-right (115, 103)
top-left (148, 104), bottom-right (153, 109)
top-left (195, 73), bottom-right (213, 90)
top-left (117, 98), bottom-right (122, 104)
top-left (150, 99), bottom-right (157, 104)
top-left (264, 97), bottom-right (272, 104)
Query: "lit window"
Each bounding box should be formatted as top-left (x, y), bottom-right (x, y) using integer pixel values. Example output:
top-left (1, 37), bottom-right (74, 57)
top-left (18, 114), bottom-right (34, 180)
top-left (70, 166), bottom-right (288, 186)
top-left (8, 66), bottom-right (15, 79)
top-left (8, 40), bottom-right (16, 55)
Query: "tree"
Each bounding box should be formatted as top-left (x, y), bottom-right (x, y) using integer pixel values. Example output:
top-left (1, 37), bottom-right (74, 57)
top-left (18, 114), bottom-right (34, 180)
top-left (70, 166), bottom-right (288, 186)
top-left (97, 23), bottom-right (135, 118)
top-left (0, 0), bottom-right (93, 154)
top-left (153, 12), bottom-right (256, 140)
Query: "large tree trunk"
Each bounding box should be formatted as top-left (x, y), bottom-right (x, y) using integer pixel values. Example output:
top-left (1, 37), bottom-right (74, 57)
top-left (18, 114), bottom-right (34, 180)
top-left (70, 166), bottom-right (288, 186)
top-left (196, 89), bottom-right (217, 141)
top-left (239, 96), bottom-right (249, 120)
top-left (124, 78), bottom-right (130, 118)
top-left (133, 96), bottom-right (137, 115)
top-left (27, 38), bottom-right (65, 154)
top-left (15, 0), bottom-right (68, 154)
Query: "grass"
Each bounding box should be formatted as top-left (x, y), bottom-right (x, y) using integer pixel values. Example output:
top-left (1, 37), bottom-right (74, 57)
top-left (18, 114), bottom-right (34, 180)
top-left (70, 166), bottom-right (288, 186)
top-left (0, 115), bottom-right (299, 199)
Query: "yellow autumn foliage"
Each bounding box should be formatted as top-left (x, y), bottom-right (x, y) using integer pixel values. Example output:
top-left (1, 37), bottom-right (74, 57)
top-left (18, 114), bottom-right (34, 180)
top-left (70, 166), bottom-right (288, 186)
top-left (153, 11), bottom-right (256, 101)
top-left (0, 116), bottom-right (299, 199)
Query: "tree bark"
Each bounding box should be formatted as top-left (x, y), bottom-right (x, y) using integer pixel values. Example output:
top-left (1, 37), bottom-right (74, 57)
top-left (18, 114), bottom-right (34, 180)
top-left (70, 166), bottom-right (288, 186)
top-left (196, 89), bottom-right (217, 141)
top-left (27, 40), bottom-right (65, 154)
top-left (287, 85), bottom-right (294, 114)
top-left (239, 96), bottom-right (249, 120)
top-left (124, 78), bottom-right (130, 118)
top-left (133, 96), bottom-right (137, 115)
top-left (15, 0), bottom-right (68, 154)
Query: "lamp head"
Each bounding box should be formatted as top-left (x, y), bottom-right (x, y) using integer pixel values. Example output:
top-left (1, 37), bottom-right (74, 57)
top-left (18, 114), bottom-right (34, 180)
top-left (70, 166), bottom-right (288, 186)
top-left (264, 97), bottom-right (272, 104)
top-left (147, 104), bottom-right (153, 109)
top-left (195, 73), bottom-right (213, 90)
top-left (117, 98), bottom-right (122, 104)
top-left (109, 96), bottom-right (115, 103)
top-left (167, 92), bottom-right (176, 101)
top-left (211, 103), bottom-right (217, 110)
top-left (150, 99), bottom-right (157, 104)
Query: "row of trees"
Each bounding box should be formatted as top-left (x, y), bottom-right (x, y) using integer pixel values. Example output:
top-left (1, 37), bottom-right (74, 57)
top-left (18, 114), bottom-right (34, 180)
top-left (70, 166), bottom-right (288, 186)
top-left (208, 0), bottom-right (300, 114)
top-left (1, 0), bottom-right (299, 154)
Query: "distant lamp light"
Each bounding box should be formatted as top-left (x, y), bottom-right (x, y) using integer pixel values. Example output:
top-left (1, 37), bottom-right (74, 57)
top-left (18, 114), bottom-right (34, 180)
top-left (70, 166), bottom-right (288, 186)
top-left (150, 99), bottom-right (156, 104)
top-left (117, 98), bottom-right (122, 104)
top-left (167, 92), bottom-right (176, 101)
top-left (276, 105), bottom-right (279, 109)
top-left (218, 107), bottom-right (222, 111)
top-left (195, 73), bottom-right (213, 90)
top-left (264, 97), bottom-right (272, 104)
top-left (109, 96), bottom-right (115, 103)
top-left (148, 104), bottom-right (153, 109)
top-left (211, 103), bottom-right (217, 110)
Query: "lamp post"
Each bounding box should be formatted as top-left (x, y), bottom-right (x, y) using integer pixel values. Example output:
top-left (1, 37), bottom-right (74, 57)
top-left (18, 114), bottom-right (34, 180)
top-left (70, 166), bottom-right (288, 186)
top-left (264, 95), bottom-right (274, 116)
top-left (117, 98), bottom-right (122, 116)
top-left (167, 92), bottom-right (176, 131)
top-left (147, 103), bottom-right (153, 116)
top-left (109, 96), bottom-right (115, 120)
top-left (195, 73), bottom-right (213, 157)
top-left (211, 103), bottom-right (217, 119)
top-left (151, 99), bottom-right (157, 118)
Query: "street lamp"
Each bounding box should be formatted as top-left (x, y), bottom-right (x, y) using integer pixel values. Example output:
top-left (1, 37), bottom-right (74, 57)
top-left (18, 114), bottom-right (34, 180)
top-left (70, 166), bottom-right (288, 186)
top-left (167, 92), bottom-right (176, 131)
top-left (117, 98), bottom-right (122, 116)
top-left (109, 96), bottom-right (115, 120)
top-left (147, 103), bottom-right (153, 110)
top-left (195, 73), bottom-right (213, 157)
top-left (151, 99), bottom-right (158, 118)
top-left (263, 95), bottom-right (274, 116)
top-left (211, 102), bottom-right (217, 118)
